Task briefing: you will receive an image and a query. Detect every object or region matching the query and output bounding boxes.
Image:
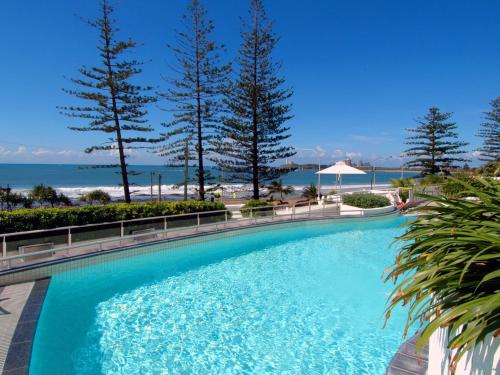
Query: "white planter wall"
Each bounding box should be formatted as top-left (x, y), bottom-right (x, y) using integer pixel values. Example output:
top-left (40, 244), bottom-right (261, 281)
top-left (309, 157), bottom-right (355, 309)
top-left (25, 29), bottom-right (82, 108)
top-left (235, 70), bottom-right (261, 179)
top-left (362, 205), bottom-right (395, 215)
top-left (428, 327), bottom-right (499, 375)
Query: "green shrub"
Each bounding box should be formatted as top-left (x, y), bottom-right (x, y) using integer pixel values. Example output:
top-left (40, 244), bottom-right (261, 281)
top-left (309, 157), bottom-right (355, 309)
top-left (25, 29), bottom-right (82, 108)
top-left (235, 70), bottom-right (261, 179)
top-left (391, 178), bottom-right (415, 188)
top-left (419, 174), bottom-right (445, 186)
top-left (0, 201), bottom-right (226, 233)
top-left (240, 199), bottom-right (273, 217)
top-left (30, 184), bottom-right (71, 207)
top-left (80, 189), bottom-right (112, 205)
top-left (477, 161), bottom-right (500, 177)
top-left (440, 173), bottom-right (490, 199)
top-left (342, 192), bottom-right (390, 208)
top-left (399, 188), bottom-right (411, 203)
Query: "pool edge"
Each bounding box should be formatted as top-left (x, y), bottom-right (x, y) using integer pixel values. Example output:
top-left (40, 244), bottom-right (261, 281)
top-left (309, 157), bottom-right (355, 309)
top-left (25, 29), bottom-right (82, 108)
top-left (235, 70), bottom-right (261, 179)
top-left (1, 278), bottom-right (50, 375)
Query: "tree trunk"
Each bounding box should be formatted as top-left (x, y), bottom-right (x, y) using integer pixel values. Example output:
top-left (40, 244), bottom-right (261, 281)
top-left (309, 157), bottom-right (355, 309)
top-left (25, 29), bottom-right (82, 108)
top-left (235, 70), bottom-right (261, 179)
top-left (431, 129), bottom-right (436, 175)
top-left (251, 13), bottom-right (260, 200)
top-left (194, 13), bottom-right (205, 201)
top-left (102, 4), bottom-right (131, 203)
top-left (115, 125), bottom-right (131, 203)
top-left (184, 139), bottom-right (189, 201)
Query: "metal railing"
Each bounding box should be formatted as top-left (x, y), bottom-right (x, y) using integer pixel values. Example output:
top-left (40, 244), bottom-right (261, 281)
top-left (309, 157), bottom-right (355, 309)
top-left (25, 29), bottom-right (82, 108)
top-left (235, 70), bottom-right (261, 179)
top-left (0, 202), bottom-right (376, 270)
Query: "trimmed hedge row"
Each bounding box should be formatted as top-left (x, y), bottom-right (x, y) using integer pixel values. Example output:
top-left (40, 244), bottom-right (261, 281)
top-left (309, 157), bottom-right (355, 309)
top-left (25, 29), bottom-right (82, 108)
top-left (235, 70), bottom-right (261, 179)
top-left (240, 199), bottom-right (273, 217)
top-left (342, 192), bottom-right (391, 209)
top-left (0, 201), bottom-right (226, 233)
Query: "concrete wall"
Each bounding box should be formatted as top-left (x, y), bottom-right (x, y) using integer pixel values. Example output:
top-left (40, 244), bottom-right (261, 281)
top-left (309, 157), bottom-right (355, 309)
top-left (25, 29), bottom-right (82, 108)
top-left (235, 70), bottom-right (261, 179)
top-left (428, 327), bottom-right (499, 375)
top-left (362, 205), bottom-right (395, 215)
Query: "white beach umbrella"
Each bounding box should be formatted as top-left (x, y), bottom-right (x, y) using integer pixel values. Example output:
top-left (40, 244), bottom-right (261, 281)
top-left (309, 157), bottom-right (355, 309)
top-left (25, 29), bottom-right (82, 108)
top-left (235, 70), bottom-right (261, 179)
top-left (315, 161), bottom-right (366, 198)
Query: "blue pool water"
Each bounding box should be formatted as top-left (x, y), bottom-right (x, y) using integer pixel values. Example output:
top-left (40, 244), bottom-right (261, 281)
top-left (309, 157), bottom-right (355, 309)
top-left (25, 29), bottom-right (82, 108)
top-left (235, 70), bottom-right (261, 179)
top-left (31, 217), bottom-right (410, 374)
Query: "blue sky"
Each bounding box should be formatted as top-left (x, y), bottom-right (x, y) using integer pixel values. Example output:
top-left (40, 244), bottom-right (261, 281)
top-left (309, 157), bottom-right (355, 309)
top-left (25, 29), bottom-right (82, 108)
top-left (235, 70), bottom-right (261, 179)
top-left (0, 0), bottom-right (498, 166)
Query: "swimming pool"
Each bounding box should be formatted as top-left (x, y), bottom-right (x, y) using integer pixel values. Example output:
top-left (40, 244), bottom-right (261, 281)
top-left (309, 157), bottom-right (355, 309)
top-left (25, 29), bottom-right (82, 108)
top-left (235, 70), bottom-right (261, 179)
top-left (31, 216), bottom-right (410, 374)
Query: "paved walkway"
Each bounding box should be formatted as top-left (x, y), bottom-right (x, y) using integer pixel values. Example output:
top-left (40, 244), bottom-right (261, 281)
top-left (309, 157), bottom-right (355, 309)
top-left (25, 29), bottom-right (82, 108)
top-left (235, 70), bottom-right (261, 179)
top-left (0, 282), bottom-right (33, 374)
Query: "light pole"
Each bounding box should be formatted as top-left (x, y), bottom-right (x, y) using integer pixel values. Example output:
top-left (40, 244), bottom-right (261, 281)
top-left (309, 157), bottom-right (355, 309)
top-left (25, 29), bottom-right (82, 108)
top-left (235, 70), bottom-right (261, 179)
top-left (296, 148), bottom-right (322, 200)
top-left (158, 174), bottom-right (162, 202)
top-left (370, 156), bottom-right (396, 190)
top-left (150, 172), bottom-right (156, 201)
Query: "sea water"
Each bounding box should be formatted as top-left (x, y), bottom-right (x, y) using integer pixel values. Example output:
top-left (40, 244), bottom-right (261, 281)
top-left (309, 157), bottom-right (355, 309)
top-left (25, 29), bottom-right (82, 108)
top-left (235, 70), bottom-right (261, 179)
top-left (0, 164), bottom-right (415, 198)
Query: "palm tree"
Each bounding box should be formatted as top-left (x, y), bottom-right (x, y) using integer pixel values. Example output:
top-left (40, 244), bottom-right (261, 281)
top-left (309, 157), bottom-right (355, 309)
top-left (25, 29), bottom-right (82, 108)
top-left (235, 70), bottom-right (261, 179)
top-left (80, 190), bottom-right (111, 205)
top-left (390, 177), bottom-right (415, 188)
top-left (384, 177), bottom-right (499, 373)
top-left (267, 180), bottom-right (294, 201)
top-left (301, 183), bottom-right (318, 200)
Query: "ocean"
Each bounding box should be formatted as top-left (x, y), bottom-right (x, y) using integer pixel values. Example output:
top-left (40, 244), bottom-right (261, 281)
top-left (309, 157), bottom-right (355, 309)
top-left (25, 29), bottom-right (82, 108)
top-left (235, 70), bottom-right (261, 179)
top-left (0, 164), bottom-right (416, 198)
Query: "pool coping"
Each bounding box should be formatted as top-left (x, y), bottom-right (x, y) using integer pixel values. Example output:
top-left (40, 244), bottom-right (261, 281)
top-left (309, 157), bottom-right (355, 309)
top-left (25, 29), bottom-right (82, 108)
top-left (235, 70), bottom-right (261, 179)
top-left (1, 278), bottom-right (49, 375)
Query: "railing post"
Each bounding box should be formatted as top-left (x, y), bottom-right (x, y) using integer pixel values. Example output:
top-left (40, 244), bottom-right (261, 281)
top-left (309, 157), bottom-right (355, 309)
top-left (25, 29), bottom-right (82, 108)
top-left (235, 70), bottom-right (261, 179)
top-left (121, 221), bottom-right (124, 237)
top-left (2, 236), bottom-right (6, 258)
top-left (225, 211), bottom-right (228, 226)
top-left (197, 213), bottom-right (200, 228)
top-left (250, 208), bottom-right (253, 219)
top-left (68, 228), bottom-right (72, 246)
top-left (292, 205), bottom-right (296, 219)
top-left (272, 206), bottom-right (275, 220)
top-left (164, 217), bottom-right (168, 239)
top-left (309, 201), bottom-right (311, 217)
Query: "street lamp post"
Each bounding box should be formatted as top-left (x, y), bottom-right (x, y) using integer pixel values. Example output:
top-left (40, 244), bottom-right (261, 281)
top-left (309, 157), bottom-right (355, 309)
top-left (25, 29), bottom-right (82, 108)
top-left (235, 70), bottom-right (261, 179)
top-left (370, 156), bottom-right (396, 190)
top-left (150, 172), bottom-right (156, 201)
top-left (296, 148), bottom-right (322, 200)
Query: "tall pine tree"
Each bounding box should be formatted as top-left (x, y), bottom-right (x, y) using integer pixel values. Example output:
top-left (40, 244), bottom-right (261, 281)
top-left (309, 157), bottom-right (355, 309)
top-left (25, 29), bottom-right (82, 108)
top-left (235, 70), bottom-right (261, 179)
top-left (60, 0), bottom-right (156, 203)
top-left (159, 0), bottom-right (230, 201)
top-left (213, 0), bottom-right (295, 199)
top-left (477, 97), bottom-right (500, 162)
top-left (405, 107), bottom-right (468, 175)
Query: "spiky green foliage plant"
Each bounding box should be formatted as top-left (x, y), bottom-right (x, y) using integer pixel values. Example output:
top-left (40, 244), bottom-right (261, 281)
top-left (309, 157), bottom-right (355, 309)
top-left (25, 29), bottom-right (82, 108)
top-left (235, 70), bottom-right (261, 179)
top-left (390, 178), bottom-right (415, 188)
top-left (267, 179), bottom-right (294, 200)
top-left (384, 177), bottom-right (500, 374)
top-left (301, 184), bottom-right (318, 200)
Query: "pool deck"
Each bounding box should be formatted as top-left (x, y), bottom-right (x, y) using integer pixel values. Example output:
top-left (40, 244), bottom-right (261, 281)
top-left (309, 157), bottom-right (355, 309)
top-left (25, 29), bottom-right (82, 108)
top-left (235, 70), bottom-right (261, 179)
top-left (0, 282), bottom-right (33, 375)
top-left (387, 333), bottom-right (429, 375)
top-left (0, 279), bottom-right (49, 375)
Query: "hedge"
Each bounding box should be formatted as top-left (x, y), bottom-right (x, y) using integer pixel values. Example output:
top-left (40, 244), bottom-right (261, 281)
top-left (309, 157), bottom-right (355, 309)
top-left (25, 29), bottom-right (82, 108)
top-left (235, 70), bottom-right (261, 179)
top-left (439, 174), bottom-right (491, 199)
top-left (342, 192), bottom-right (391, 209)
top-left (240, 199), bottom-right (274, 217)
top-left (0, 201), bottom-right (226, 233)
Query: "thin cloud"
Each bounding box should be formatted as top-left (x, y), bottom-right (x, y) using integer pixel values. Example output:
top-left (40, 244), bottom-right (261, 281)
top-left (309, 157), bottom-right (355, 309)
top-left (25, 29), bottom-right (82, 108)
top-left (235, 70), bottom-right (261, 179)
top-left (32, 148), bottom-right (51, 156)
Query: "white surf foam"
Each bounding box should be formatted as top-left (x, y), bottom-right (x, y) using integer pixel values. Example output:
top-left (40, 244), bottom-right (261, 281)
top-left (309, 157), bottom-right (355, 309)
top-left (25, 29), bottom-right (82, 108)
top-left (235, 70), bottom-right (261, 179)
top-left (12, 183), bottom-right (391, 199)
